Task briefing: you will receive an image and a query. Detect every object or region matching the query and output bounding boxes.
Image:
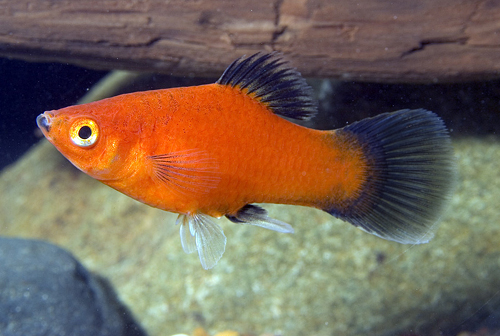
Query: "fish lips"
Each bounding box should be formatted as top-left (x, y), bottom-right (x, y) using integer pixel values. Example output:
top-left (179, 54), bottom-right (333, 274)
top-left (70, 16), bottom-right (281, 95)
top-left (36, 112), bottom-right (52, 134)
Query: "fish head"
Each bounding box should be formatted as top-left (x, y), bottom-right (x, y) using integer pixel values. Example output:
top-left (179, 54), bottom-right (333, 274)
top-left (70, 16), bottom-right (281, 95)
top-left (36, 96), bottom-right (144, 181)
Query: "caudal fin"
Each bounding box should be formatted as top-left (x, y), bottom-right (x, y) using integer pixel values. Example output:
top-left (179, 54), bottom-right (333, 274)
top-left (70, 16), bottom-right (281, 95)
top-left (326, 109), bottom-right (455, 244)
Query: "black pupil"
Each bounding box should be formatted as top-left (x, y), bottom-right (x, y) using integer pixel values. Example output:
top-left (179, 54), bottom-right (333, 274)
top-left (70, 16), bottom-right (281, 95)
top-left (78, 126), bottom-right (92, 139)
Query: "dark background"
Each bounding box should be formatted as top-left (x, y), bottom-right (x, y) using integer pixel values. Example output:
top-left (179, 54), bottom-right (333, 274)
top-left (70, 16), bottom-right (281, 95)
top-left (0, 58), bottom-right (107, 170)
top-left (0, 57), bottom-right (499, 171)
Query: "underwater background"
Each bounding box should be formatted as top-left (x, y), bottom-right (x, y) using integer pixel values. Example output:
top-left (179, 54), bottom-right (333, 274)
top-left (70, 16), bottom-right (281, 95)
top-left (1, 56), bottom-right (500, 336)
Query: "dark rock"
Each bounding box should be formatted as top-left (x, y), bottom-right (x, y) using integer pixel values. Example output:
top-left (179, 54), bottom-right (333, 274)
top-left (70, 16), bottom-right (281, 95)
top-left (0, 237), bottom-right (146, 336)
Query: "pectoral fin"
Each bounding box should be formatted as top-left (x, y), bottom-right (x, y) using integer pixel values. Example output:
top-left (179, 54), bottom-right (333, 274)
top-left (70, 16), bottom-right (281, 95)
top-left (149, 149), bottom-right (220, 197)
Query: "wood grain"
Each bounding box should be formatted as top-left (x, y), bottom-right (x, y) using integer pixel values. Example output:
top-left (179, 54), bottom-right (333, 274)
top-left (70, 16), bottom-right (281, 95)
top-left (1, 0), bottom-right (499, 82)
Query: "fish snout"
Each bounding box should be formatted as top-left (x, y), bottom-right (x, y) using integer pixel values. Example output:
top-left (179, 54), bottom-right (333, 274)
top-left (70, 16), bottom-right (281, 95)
top-left (36, 113), bottom-right (52, 133)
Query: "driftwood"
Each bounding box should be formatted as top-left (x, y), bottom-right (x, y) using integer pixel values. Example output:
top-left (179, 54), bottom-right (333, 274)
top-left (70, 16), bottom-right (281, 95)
top-left (1, 0), bottom-right (499, 82)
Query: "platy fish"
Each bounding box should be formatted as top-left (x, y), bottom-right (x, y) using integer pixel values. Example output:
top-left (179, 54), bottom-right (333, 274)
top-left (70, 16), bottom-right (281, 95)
top-left (37, 52), bottom-right (454, 269)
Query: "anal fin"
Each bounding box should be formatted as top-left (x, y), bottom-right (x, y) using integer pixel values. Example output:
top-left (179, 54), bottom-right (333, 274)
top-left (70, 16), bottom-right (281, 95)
top-left (177, 214), bottom-right (226, 270)
top-left (226, 204), bottom-right (294, 233)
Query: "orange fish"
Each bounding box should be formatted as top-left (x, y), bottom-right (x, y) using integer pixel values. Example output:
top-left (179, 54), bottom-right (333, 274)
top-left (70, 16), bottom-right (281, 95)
top-left (37, 52), bottom-right (454, 269)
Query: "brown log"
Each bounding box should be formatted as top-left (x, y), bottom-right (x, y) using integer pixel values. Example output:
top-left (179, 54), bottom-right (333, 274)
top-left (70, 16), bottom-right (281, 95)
top-left (1, 0), bottom-right (499, 82)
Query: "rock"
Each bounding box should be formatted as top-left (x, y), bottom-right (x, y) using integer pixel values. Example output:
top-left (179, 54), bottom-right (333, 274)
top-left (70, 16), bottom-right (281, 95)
top-left (0, 237), bottom-right (145, 336)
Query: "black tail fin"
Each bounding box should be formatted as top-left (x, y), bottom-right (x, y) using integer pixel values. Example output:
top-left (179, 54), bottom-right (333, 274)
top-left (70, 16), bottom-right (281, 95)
top-left (326, 109), bottom-right (455, 244)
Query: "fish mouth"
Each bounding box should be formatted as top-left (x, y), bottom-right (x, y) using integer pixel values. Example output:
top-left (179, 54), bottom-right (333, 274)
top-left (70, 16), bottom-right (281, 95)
top-left (36, 112), bottom-right (52, 133)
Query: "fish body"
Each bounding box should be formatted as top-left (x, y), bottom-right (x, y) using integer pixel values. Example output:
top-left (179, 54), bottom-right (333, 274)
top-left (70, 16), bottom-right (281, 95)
top-left (37, 53), bottom-right (454, 269)
top-left (54, 84), bottom-right (365, 216)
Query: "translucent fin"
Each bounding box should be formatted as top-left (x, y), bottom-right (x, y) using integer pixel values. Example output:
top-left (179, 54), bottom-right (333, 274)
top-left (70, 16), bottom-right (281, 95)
top-left (325, 109), bottom-right (455, 244)
top-left (216, 52), bottom-right (317, 120)
top-left (149, 149), bottom-right (220, 197)
top-left (177, 214), bottom-right (226, 269)
top-left (177, 214), bottom-right (197, 254)
top-left (226, 204), bottom-right (294, 233)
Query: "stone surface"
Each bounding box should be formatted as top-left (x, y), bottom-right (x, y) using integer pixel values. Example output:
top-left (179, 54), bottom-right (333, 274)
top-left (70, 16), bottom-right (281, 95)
top-left (1, 0), bottom-right (500, 82)
top-left (0, 237), bottom-right (145, 336)
top-left (1, 130), bottom-right (500, 335)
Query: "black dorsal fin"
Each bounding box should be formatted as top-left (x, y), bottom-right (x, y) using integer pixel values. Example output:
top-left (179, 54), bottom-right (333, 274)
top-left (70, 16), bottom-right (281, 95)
top-left (216, 52), bottom-right (317, 120)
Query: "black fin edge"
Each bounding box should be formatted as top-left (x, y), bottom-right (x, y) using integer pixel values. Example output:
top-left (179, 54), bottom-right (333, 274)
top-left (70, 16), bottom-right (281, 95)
top-left (326, 109), bottom-right (455, 244)
top-left (216, 52), bottom-right (317, 120)
top-left (226, 204), bottom-right (294, 233)
top-left (226, 204), bottom-right (266, 223)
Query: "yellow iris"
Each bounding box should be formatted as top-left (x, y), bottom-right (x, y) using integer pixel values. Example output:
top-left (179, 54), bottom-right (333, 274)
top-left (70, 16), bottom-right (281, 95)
top-left (70, 119), bottom-right (99, 147)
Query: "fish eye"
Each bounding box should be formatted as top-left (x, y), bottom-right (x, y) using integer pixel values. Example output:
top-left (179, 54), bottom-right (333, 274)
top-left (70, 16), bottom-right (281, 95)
top-left (70, 119), bottom-right (99, 147)
top-left (78, 125), bottom-right (92, 139)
